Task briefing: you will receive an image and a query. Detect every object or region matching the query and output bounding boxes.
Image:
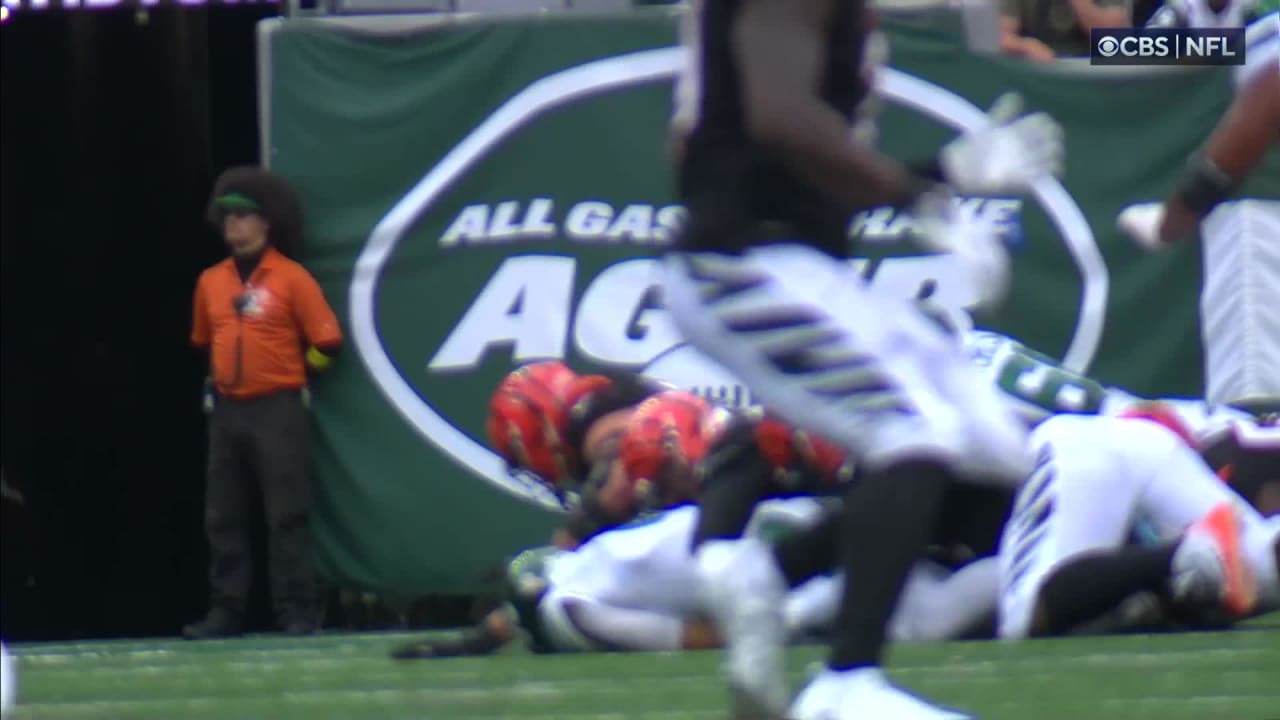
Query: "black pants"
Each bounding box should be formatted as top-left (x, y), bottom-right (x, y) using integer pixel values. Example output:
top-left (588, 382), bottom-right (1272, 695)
top-left (205, 389), bottom-right (315, 623)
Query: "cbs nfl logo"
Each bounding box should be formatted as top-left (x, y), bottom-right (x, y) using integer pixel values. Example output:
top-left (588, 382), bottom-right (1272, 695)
top-left (1091, 28), bottom-right (1246, 66)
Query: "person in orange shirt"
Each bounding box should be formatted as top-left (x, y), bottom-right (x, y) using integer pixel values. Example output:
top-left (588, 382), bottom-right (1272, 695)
top-left (184, 167), bottom-right (342, 639)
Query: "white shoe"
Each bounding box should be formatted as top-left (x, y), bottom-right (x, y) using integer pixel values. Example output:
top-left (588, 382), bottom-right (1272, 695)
top-left (792, 667), bottom-right (973, 720)
top-left (789, 668), bottom-right (849, 720)
top-left (696, 538), bottom-right (790, 719)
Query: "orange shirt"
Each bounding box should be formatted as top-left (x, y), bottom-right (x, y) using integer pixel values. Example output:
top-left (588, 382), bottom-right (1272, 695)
top-left (191, 247), bottom-right (342, 400)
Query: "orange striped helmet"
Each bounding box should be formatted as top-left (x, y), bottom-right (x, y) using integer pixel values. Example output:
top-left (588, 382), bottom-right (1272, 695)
top-left (619, 390), bottom-right (723, 506)
top-left (486, 361), bottom-right (610, 492)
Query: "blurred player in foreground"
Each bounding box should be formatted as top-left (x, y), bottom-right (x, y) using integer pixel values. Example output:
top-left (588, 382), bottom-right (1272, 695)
top-left (662, 0), bottom-right (1065, 711)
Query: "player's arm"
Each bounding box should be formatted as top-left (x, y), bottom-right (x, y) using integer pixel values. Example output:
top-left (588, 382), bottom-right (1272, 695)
top-left (389, 608), bottom-right (514, 659)
top-left (1121, 64), bottom-right (1280, 247)
top-left (1160, 65), bottom-right (1280, 242)
top-left (552, 599), bottom-right (724, 652)
top-left (733, 0), bottom-right (936, 209)
top-left (557, 459), bottom-right (639, 546)
top-left (735, 0), bottom-right (1061, 212)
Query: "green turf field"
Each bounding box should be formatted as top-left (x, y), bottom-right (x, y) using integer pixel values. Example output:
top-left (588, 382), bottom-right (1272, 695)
top-left (7, 623), bottom-right (1280, 720)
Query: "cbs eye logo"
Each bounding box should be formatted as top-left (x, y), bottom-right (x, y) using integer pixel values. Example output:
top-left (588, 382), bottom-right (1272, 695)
top-left (1097, 36), bottom-right (1122, 57)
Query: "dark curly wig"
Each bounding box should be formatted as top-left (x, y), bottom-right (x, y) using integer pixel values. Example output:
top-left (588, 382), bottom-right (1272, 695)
top-left (206, 166), bottom-right (305, 260)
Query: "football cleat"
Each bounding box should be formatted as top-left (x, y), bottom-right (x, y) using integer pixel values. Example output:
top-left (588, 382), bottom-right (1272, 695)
top-left (1171, 502), bottom-right (1257, 617)
top-left (791, 667), bottom-right (973, 720)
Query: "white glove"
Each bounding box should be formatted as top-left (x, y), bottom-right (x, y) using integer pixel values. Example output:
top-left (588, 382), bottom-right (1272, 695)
top-left (1116, 201), bottom-right (1169, 252)
top-left (913, 188), bottom-right (1012, 310)
top-left (940, 93), bottom-right (1065, 195)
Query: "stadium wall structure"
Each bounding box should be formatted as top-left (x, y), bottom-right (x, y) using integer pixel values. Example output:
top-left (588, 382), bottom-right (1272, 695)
top-left (256, 7), bottom-right (1280, 595)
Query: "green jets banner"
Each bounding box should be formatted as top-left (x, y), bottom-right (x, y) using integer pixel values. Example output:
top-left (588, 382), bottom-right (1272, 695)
top-left (261, 9), bottom-right (1280, 594)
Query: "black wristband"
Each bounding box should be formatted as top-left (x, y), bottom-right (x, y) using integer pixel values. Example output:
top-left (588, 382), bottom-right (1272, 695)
top-left (1174, 153), bottom-right (1237, 218)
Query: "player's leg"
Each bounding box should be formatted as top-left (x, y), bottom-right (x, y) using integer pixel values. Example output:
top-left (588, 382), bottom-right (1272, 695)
top-left (1000, 416), bottom-right (1261, 637)
top-left (1104, 417), bottom-right (1274, 615)
top-left (664, 246), bottom-right (1027, 719)
top-left (689, 417), bottom-right (783, 551)
top-left (997, 415), bottom-right (1173, 638)
top-left (688, 420), bottom-right (848, 655)
top-left (691, 413), bottom-right (849, 553)
top-left (1124, 422), bottom-right (1279, 615)
top-left (1031, 503), bottom-right (1263, 635)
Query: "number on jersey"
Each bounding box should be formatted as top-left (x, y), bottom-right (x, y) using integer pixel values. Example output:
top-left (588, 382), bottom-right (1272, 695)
top-left (997, 346), bottom-right (1107, 418)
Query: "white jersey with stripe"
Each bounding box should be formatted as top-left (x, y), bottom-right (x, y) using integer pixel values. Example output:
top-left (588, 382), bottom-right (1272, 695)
top-left (960, 330), bottom-right (1252, 433)
top-left (1238, 12), bottom-right (1280, 88)
top-left (962, 330), bottom-right (1133, 424)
